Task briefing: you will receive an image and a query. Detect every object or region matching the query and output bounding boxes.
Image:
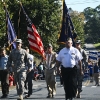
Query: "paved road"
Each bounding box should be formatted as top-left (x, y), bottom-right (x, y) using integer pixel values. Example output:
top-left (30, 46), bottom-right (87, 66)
top-left (0, 77), bottom-right (100, 100)
top-left (84, 43), bottom-right (98, 53)
top-left (0, 43), bottom-right (100, 100)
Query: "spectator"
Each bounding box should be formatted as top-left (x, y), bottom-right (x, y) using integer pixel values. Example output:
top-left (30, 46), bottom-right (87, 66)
top-left (34, 66), bottom-right (39, 81)
top-left (0, 48), bottom-right (9, 98)
top-left (88, 60), bottom-right (94, 82)
top-left (93, 62), bottom-right (99, 86)
top-left (98, 58), bottom-right (100, 69)
top-left (9, 72), bottom-right (14, 86)
top-left (38, 62), bottom-right (43, 74)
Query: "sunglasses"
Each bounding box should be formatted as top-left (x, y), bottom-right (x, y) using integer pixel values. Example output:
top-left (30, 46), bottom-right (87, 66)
top-left (16, 42), bottom-right (21, 44)
top-left (67, 42), bottom-right (72, 44)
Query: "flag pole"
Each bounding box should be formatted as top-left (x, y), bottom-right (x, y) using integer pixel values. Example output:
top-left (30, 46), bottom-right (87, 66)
top-left (2, 1), bottom-right (17, 50)
top-left (18, 3), bottom-right (21, 38)
top-left (2, 0), bottom-right (7, 34)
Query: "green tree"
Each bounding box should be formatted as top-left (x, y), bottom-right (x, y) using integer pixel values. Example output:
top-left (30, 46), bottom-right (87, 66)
top-left (0, 1), bottom-right (7, 47)
top-left (70, 11), bottom-right (85, 44)
top-left (83, 5), bottom-right (100, 43)
top-left (83, 7), bottom-right (98, 21)
top-left (3, 0), bottom-right (62, 52)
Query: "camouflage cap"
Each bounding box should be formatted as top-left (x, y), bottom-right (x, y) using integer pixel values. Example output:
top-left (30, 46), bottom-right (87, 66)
top-left (47, 43), bottom-right (52, 48)
top-left (75, 40), bottom-right (81, 44)
top-left (15, 39), bottom-right (22, 43)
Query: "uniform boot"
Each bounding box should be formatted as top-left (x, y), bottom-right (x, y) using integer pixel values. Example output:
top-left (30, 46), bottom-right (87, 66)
top-left (76, 92), bottom-right (81, 98)
top-left (76, 90), bottom-right (78, 97)
top-left (69, 98), bottom-right (74, 100)
top-left (25, 94), bottom-right (31, 98)
top-left (17, 95), bottom-right (23, 100)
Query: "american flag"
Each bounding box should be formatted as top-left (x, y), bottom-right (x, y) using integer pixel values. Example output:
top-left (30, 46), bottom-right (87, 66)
top-left (21, 3), bottom-right (45, 59)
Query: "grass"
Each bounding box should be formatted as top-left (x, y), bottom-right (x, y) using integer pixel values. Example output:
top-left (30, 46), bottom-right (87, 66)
top-left (94, 43), bottom-right (100, 50)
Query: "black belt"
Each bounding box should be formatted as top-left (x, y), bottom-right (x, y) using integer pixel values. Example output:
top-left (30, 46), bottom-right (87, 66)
top-left (61, 65), bottom-right (76, 69)
top-left (45, 66), bottom-right (55, 70)
top-left (61, 65), bottom-right (73, 68)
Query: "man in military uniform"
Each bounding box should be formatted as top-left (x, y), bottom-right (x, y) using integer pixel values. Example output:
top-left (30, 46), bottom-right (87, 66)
top-left (43, 43), bottom-right (57, 98)
top-left (75, 40), bottom-right (88, 98)
top-left (7, 39), bottom-right (32, 100)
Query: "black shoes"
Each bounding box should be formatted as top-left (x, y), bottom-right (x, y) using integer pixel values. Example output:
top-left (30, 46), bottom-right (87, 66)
top-left (25, 94), bottom-right (31, 98)
top-left (46, 95), bottom-right (54, 98)
top-left (69, 98), bottom-right (74, 100)
top-left (47, 95), bottom-right (52, 98)
top-left (1, 94), bottom-right (8, 98)
top-left (95, 84), bottom-right (99, 86)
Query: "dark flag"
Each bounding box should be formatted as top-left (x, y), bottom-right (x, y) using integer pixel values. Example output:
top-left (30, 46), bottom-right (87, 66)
top-left (58, 0), bottom-right (77, 46)
top-left (5, 7), bottom-right (17, 49)
top-left (20, 3), bottom-right (45, 59)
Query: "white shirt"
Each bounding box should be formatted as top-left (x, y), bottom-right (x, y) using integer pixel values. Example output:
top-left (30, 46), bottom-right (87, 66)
top-left (27, 54), bottom-right (34, 69)
top-left (56, 47), bottom-right (83, 68)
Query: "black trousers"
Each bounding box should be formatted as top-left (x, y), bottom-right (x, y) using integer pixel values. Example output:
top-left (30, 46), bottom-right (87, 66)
top-left (25, 70), bottom-right (34, 95)
top-left (60, 74), bottom-right (63, 85)
top-left (61, 66), bottom-right (77, 99)
top-left (0, 70), bottom-right (9, 95)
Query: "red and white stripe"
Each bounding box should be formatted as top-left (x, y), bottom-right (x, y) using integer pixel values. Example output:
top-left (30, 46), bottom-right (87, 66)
top-left (27, 24), bottom-right (45, 59)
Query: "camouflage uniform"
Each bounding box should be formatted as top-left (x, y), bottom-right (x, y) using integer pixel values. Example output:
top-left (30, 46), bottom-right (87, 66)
top-left (7, 48), bottom-right (31, 96)
top-left (76, 49), bottom-right (87, 93)
top-left (75, 40), bottom-right (88, 98)
top-left (81, 49), bottom-right (88, 71)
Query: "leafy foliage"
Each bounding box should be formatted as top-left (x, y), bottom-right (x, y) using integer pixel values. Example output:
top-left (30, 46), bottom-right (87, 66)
top-left (83, 5), bottom-right (100, 43)
top-left (70, 11), bottom-right (85, 44)
top-left (0, 1), bottom-right (7, 47)
top-left (0, 0), bottom-right (62, 52)
top-left (7, 0), bottom-right (62, 51)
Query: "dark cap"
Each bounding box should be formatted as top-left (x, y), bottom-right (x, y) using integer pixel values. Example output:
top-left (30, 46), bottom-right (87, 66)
top-left (75, 40), bottom-right (81, 44)
top-left (15, 39), bottom-right (22, 43)
top-left (47, 43), bottom-right (52, 48)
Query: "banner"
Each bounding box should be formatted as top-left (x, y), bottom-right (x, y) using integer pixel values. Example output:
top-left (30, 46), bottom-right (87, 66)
top-left (58, 0), bottom-right (77, 46)
top-left (5, 6), bottom-right (17, 49)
